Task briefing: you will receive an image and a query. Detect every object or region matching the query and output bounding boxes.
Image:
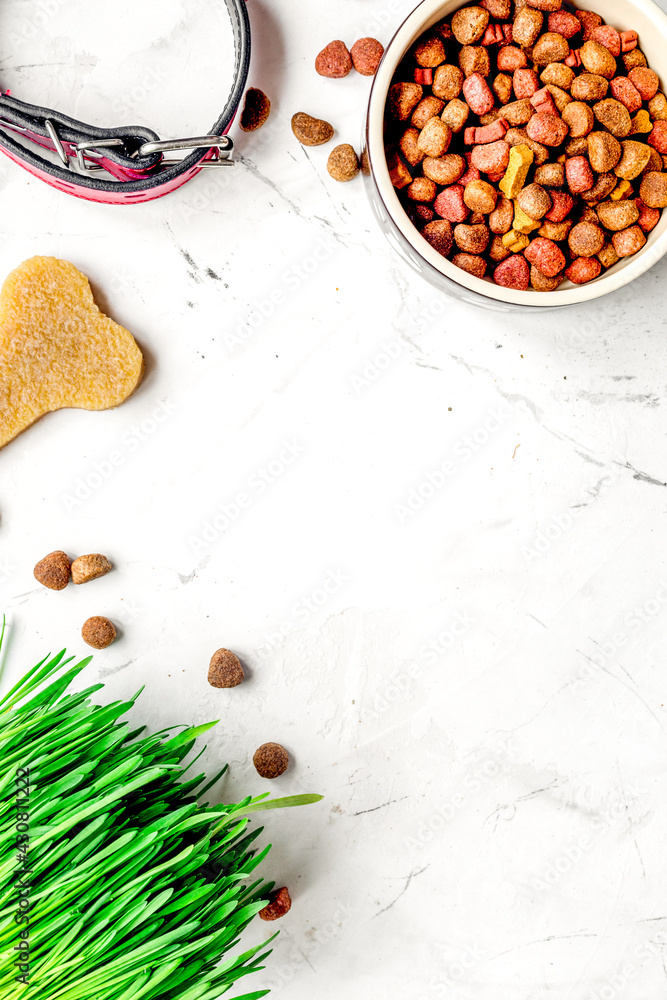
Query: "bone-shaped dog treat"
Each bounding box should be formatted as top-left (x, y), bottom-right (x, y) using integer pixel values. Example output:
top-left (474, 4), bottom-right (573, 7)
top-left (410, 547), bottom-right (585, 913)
top-left (0, 256), bottom-right (144, 448)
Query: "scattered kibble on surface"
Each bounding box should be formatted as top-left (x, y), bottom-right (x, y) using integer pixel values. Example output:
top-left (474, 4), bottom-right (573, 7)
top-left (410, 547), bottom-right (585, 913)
top-left (71, 553), bottom-right (112, 585)
top-left (34, 550), bottom-right (71, 590)
top-left (315, 40), bottom-right (352, 78)
top-left (239, 88), bottom-right (272, 132)
top-left (259, 886), bottom-right (292, 921)
top-left (291, 112), bottom-right (334, 146)
top-left (81, 616), bottom-right (116, 649)
top-left (208, 648), bottom-right (245, 688)
top-left (327, 143), bottom-right (360, 181)
top-left (253, 742), bottom-right (289, 778)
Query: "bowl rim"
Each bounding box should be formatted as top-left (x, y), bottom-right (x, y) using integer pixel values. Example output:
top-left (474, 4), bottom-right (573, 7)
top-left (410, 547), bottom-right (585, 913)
top-left (366, 0), bottom-right (667, 308)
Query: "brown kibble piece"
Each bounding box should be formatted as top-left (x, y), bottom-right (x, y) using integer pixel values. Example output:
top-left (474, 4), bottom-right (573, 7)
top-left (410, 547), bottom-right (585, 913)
top-left (639, 172), bottom-right (667, 209)
top-left (541, 62), bottom-right (575, 89)
top-left (441, 99), bottom-right (470, 132)
top-left (571, 74), bottom-right (609, 102)
top-left (580, 40), bottom-right (617, 79)
top-left (81, 616), bottom-right (116, 650)
top-left (587, 131), bottom-right (622, 172)
top-left (389, 83), bottom-right (424, 121)
top-left (453, 253), bottom-right (487, 278)
top-left (34, 550), bottom-right (70, 590)
top-left (598, 242), bottom-right (620, 268)
top-left (327, 144), bottom-right (360, 182)
top-left (562, 102), bottom-right (594, 138)
top-left (594, 99), bottom-right (632, 138)
top-left (399, 128), bottom-right (425, 167)
top-left (208, 648), bottom-right (245, 688)
top-left (532, 32), bottom-right (570, 65)
top-left (422, 220), bottom-right (455, 256)
top-left (597, 199), bottom-right (641, 231)
top-left (614, 141), bottom-right (652, 181)
top-left (423, 154), bottom-right (466, 185)
top-left (458, 46), bottom-right (490, 78)
top-left (351, 38), bottom-right (384, 76)
top-left (71, 553), bottom-right (112, 585)
top-left (239, 88), bottom-right (271, 132)
top-left (517, 183), bottom-right (552, 219)
top-left (0, 257), bottom-right (144, 450)
top-left (534, 162), bottom-right (565, 186)
top-left (464, 180), bottom-right (498, 214)
top-left (582, 172), bottom-right (617, 205)
top-left (433, 65), bottom-right (464, 100)
top-left (315, 41), bottom-right (352, 78)
top-left (412, 97), bottom-right (445, 130)
top-left (259, 887), bottom-right (292, 921)
top-left (414, 35), bottom-right (446, 67)
top-left (530, 265), bottom-right (564, 292)
top-left (253, 742), bottom-right (289, 779)
top-left (407, 177), bottom-right (438, 202)
top-left (417, 118), bottom-right (452, 157)
top-left (568, 221), bottom-right (605, 256)
top-left (291, 113), bottom-right (334, 146)
top-left (513, 6), bottom-right (544, 48)
top-left (451, 6), bottom-right (490, 44)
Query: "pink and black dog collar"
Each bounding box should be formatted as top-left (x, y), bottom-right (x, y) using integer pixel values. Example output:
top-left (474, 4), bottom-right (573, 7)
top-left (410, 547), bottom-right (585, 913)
top-left (0, 0), bottom-right (250, 205)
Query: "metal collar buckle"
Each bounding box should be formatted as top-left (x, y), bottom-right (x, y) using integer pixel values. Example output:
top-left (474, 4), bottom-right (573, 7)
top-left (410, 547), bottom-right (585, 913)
top-left (75, 133), bottom-right (235, 174)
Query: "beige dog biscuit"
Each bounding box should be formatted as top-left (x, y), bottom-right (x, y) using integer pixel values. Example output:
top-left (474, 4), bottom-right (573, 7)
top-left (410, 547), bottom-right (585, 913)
top-left (0, 257), bottom-right (143, 448)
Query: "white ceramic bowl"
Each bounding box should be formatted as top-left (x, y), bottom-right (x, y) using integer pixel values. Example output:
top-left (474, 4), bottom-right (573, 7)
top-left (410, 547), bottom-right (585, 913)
top-left (364, 0), bottom-right (667, 309)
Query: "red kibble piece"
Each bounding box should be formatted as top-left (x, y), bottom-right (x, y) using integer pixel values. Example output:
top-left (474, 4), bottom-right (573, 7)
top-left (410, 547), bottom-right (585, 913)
top-left (548, 10), bottom-right (581, 38)
top-left (465, 119), bottom-right (509, 145)
top-left (544, 189), bottom-right (574, 222)
top-left (566, 257), bottom-right (602, 283)
top-left (566, 155), bottom-right (594, 193)
top-left (315, 40), bottom-right (352, 78)
top-left (259, 887), bottom-right (292, 921)
top-left (494, 255), bottom-right (530, 290)
top-left (460, 164), bottom-right (482, 185)
top-left (564, 49), bottom-right (582, 68)
top-left (526, 113), bottom-right (569, 147)
top-left (470, 139), bottom-right (510, 173)
top-left (462, 73), bottom-right (495, 114)
top-left (648, 121), bottom-right (667, 154)
top-left (481, 24), bottom-right (505, 46)
top-left (530, 87), bottom-right (558, 116)
top-left (635, 198), bottom-right (661, 232)
top-left (524, 237), bottom-right (566, 277)
top-left (501, 24), bottom-right (513, 43)
top-left (497, 46), bottom-right (528, 71)
top-left (351, 37), bottom-right (385, 76)
top-left (628, 67), bottom-right (660, 101)
top-left (591, 25), bottom-right (621, 58)
top-left (486, 170), bottom-right (506, 182)
top-left (434, 185), bottom-right (469, 223)
top-left (620, 30), bottom-right (638, 53)
top-left (514, 68), bottom-right (539, 99)
top-left (414, 68), bottom-right (433, 85)
top-left (610, 77), bottom-right (643, 113)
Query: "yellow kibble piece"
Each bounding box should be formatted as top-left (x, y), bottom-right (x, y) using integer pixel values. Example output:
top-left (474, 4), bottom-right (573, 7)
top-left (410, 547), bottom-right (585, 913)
top-left (630, 110), bottom-right (652, 135)
top-left (557, 154), bottom-right (567, 163)
top-left (610, 179), bottom-right (632, 200)
top-left (502, 230), bottom-right (530, 252)
top-left (499, 144), bottom-right (534, 200)
top-left (513, 204), bottom-right (541, 234)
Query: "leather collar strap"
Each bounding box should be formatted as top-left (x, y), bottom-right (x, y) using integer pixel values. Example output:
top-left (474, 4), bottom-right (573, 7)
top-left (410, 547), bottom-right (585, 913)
top-left (0, 0), bottom-right (250, 204)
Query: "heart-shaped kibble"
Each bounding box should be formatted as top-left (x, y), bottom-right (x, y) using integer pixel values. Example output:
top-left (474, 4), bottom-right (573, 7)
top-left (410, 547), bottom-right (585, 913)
top-left (0, 256), bottom-right (144, 448)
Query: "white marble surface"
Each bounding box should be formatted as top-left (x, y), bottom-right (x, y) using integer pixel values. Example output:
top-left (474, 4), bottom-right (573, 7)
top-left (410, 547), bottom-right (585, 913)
top-left (2, 1), bottom-right (667, 997)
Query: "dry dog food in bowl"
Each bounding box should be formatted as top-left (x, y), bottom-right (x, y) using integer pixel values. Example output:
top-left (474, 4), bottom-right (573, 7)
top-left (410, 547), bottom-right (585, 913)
top-left (366, 0), bottom-right (667, 307)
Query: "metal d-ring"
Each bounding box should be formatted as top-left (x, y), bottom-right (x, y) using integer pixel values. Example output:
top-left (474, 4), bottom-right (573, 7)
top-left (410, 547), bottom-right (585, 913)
top-left (45, 119), bottom-right (69, 168)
